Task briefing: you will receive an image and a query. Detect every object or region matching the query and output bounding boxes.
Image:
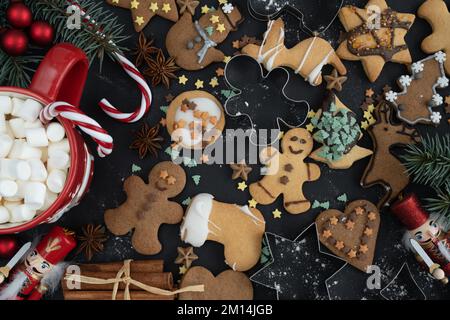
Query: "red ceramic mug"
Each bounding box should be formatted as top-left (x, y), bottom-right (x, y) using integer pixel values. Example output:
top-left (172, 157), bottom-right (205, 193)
top-left (0, 43), bottom-right (94, 234)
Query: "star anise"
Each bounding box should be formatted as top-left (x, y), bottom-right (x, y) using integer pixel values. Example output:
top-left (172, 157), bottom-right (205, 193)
top-left (76, 224), bottom-right (108, 261)
top-left (133, 32), bottom-right (158, 68)
top-left (130, 123), bottom-right (164, 158)
top-left (144, 49), bottom-right (180, 88)
top-left (175, 246), bottom-right (198, 268)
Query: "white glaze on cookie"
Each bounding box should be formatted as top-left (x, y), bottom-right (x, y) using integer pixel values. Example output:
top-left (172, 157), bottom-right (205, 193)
top-left (180, 193), bottom-right (214, 247)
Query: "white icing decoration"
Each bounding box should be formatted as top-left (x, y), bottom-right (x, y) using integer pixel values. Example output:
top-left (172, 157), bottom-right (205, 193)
top-left (236, 205), bottom-right (265, 225)
top-left (430, 111), bottom-right (442, 124)
top-left (305, 49), bottom-right (333, 85)
top-left (296, 37), bottom-right (317, 75)
top-left (385, 90), bottom-right (398, 102)
top-left (222, 3), bottom-right (234, 14)
top-left (434, 51), bottom-right (447, 63)
top-left (257, 20), bottom-right (285, 71)
top-left (180, 193), bottom-right (214, 247)
top-left (437, 76), bottom-right (449, 88)
top-left (432, 94), bottom-right (443, 106)
top-left (173, 97), bottom-right (222, 147)
top-left (399, 75), bottom-right (412, 87)
top-left (411, 62), bottom-right (424, 73)
top-left (194, 21), bottom-right (217, 63)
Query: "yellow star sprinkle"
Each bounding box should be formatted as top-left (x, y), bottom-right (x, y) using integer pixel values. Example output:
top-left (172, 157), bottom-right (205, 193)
top-left (307, 110), bottom-right (316, 118)
top-left (195, 79), bottom-right (204, 89)
top-left (216, 23), bottom-right (226, 33)
top-left (368, 116), bottom-right (376, 126)
top-left (360, 121), bottom-right (369, 130)
top-left (162, 3), bottom-right (171, 13)
top-left (272, 209), bottom-right (282, 219)
top-left (149, 2), bottom-right (158, 11)
top-left (223, 55), bottom-right (231, 63)
top-left (178, 75), bottom-right (188, 85)
top-left (134, 16), bottom-right (145, 26)
top-left (179, 265), bottom-right (187, 274)
top-left (130, 0), bottom-right (139, 9)
top-left (210, 15), bottom-right (220, 23)
top-left (363, 110), bottom-right (372, 120)
top-left (218, 0), bottom-right (228, 4)
top-left (237, 181), bottom-right (247, 191)
top-left (367, 104), bottom-right (375, 113)
top-left (248, 199), bottom-right (257, 208)
top-left (201, 5), bottom-right (210, 14)
top-left (112, 0), bottom-right (119, 3)
top-left (306, 123), bottom-right (315, 132)
top-left (209, 77), bottom-right (219, 88)
top-left (278, 131), bottom-right (284, 139)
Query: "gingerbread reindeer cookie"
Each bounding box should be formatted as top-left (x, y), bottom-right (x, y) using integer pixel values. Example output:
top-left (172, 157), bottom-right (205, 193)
top-left (104, 161), bottom-right (186, 255)
top-left (249, 128), bottom-right (321, 214)
top-left (180, 193), bottom-right (265, 271)
top-left (241, 18), bottom-right (346, 86)
top-left (166, 2), bottom-right (243, 70)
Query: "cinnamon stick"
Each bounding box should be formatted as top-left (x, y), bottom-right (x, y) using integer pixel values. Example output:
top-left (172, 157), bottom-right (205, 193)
top-left (63, 290), bottom-right (175, 300)
top-left (76, 260), bottom-right (164, 274)
top-left (62, 271), bottom-right (173, 291)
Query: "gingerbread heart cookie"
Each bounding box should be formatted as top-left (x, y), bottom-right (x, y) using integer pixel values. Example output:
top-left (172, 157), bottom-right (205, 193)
top-left (316, 200), bottom-right (380, 272)
top-left (104, 161), bottom-right (186, 255)
top-left (179, 266), bottom-right (253, 300)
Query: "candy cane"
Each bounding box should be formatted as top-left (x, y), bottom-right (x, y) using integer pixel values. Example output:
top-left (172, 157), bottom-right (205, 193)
top-left (66, 0), bottom-right (152, 123)
top-left (40, 102), bottom-right (113, 157)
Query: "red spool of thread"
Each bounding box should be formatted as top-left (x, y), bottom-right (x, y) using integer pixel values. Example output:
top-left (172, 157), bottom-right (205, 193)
top-left (391, 193), bottom-right (429, 230)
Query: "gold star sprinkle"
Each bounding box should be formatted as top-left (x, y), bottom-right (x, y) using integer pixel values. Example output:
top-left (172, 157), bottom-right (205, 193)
top-left (272, 209), bottom-right (282, 219)
top-left (307, 110), bottom-right (316, 118)
top-left (345, 220), bottom-right (355, 230)
top-left (216, 23), bottom-right (226, 33)
top-left (368, 212), bottom-right (377, 221)
top-left (178, 74), bottom-right (188, 85)
top-left (329, 216), bottom-right (338, 225)
top-left (216, 68), bottom-right (224, 77)
top-left (365, 88), bottom-right (374, 97)
top-left (112, 0), bottom-right (119, 3)
top-left (367, 104), bottom-right (375, 113)
top-left (306, 123), bottom-right (315, 132)
top-left (335, 241), bottom-right (345, 250)
top-left (131, 0), bottom-right (140, 9)
top-left (210, 15), bottom-right (220, 23)
top-left (160, 170), bottom-right (169, 179)
top-left (363, 110), bottom-right (372, 120)
top-left (368, 116), bottom-right (376, 126)
top-left (209, 77), bottom-right (219, 88)
top-left (149, 2), bottom-right (158, 11)
top-left (248, 199), bottom-right (257, 208)
top-left (162, 3), bottom-right (171, 12)
top-left (135, 16), bottom-right (145, 26)
top-left (355, 206), bottom-right (365, 215)
top-left (218, 0), bottom-right (227, 4)
top-left (223, 55), bottom-right (231, 63)
top-left (347, 249), bottom-right (357, 259)
top-left (159, 118), bottom-right (166, 127)
top-left (322, 229), bottom-right (332, 238)
top-left (195, 79), bottom-right (204, 89)
top-left (359, 244), bottom-right (369, 254)
top-left (360, 121), bottom-right (369, 130)
top-left (179, 265), bottom-right (187, 274)
top-left (201, 5), bottom-right (209, 13)
top-left (237, 181), bottom-right (247, 191)
top-left (364, 227), bottom-right (373, 237)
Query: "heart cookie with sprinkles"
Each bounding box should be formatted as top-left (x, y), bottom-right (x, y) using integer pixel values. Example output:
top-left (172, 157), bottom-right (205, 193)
top-left (316, 200), bottom-right (380, 272)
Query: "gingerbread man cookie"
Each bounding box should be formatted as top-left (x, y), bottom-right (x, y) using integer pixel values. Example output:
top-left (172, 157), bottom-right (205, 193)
top-left (242, 18), bottom-right (346, 86)
top-left (249, 128), bottom-right (321, 214)
top-left (418, 0), bottom-right (450, 75)
top-left (166, 3), bottom-right (243, 70)
top-left (337, 0), bottom-right (415, 82)
top-left (180, 193), bottom-right (265, 271)
top-left (104, 161), bottom-right (186, 255)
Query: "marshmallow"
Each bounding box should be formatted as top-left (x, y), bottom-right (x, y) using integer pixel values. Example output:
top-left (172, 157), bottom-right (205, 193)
top-left (24, 120), bottom-right (44, 129)
top-left (9, 204), bottom-right (36, 223)
top-left (0, 159), bottom-right (31, 181)
top-left (47, 150), bottom-right (70, 170)
top-left (0, 114), bottom-right (6, 133)
top-left (40, 147), bottom-right (48, 162)
top-left (0, 134), bottom-right (13, 158)
top-left (0, 180), bottom-right (18, 197)
top-left (48, 139), bottom-right (70, 156)
top-left (26, 127), bottom-right (48, 147)
top-left (39, 190), bottom-right (58, 212)
top-left (46, 169), bottom-right (66, 193)
top-left (8, 140), bottom-right (42, 159)
top-left (0, 96), bottom-right (12, 114)
top-left (27, 159), bottom-right (48, 182)
top-left (9, 118), bottom-right (26, 138)
top-left (17, 99), bottom-right (43, 122)
top-left (11, 98), bottom-right (24, 118)
top-left (46, 122), bottom-right (65, 142)
top-left (23, 182), bottom-right (46, 210)
top-left (0, 206), bottom-right (10, 224)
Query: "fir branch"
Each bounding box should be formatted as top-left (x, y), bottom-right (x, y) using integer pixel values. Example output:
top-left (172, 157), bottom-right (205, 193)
top-left (0, 51), bottom-right (42, 88)
top-left (24, 0), bottom-right (128, 64)
top-left (401, 134), bottom-right (450, 189)
top-left (0, 0), bottom-right (7, 26)
top-left (425, 182), bottom-right (450, 219)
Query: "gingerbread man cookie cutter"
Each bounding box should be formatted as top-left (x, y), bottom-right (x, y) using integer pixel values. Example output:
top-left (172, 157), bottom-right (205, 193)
top-left (223, 54), bottom-right (310, 146)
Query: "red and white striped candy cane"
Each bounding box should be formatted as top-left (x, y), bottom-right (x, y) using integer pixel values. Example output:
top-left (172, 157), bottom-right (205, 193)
top-left (40, 102), bottom-right (113, 157)
top-left (98, 53), bottom-right (152, 123)
top-left (66, 0), bottom-right (152, 123)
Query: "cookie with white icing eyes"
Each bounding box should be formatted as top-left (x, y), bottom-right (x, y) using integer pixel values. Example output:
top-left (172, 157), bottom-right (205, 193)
top-left (166, 90), bottom-right (225, 149)
top-left (180, 193), bottom-right (266, 271)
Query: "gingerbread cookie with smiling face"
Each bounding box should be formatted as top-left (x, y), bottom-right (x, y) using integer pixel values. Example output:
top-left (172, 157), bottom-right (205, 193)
top-left (249, 128), bottom-right (321, 214)
top-left (104, 161), bottom-right (186, 255)
top-left (166, 3), bottom-right (243, 70)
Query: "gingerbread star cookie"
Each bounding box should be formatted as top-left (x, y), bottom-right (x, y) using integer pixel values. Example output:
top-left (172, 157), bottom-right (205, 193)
top-left (337, 0), bottom-right (415, 82)
top-left (316, 200), bottom-right (380, 272)
top-left (106, 0), bottom-right (179, 32)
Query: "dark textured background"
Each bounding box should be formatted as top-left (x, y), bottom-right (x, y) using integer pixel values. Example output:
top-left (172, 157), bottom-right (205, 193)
top-left (5, 0), bottom-right (450, 300)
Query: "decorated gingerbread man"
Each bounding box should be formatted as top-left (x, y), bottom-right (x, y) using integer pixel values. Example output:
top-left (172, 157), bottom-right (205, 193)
top-left (249, 128), bottom-right (321, 214)
top-left (104, 161), bottom-right (186, 255)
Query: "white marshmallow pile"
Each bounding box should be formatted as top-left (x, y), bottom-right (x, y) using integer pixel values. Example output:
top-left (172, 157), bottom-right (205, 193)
top-left (0, 95), bottom-right (70, 224)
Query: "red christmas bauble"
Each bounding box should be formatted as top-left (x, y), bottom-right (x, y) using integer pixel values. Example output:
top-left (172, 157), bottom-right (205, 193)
top-left (29, 21), bottom-right (54, 47)
top-left (6, 2), bottom-right (33, 29)
top-left (0, 236), bottom-right (19, 259)
top-left (0, 29), bottom-right (28, 56)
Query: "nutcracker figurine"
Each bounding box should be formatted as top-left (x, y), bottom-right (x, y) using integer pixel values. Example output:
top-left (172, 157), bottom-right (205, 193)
top-left (0, 226), bottom-right (76, 300)
top-left (391, 193), bottom-right (450, 284)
